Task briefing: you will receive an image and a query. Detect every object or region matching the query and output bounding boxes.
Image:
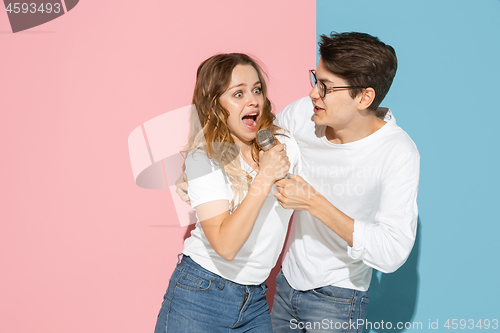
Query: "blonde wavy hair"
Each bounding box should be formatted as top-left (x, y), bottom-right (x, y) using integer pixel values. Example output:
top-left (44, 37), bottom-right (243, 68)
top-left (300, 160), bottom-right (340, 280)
top-left (183, 53), bottom-right (284, 210)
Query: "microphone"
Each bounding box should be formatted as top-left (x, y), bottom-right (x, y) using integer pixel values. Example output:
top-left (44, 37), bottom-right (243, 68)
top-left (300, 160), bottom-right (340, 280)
top-left (256, 129), bottom-right (291, 179)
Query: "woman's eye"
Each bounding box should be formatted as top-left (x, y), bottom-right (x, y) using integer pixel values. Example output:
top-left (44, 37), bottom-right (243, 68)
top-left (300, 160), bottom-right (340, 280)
top-left (254, 88), bottom-right (262, 94)
top-left (234, 92), bottom-right (243, 98)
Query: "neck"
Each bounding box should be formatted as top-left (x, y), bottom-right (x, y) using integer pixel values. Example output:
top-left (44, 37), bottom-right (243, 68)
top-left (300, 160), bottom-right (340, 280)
top-left (234, 139), bottom-right (252, 156)
top-left (235, 141), bottom-right (259, 172)
top-left (232, 137), bottom-right (254, 162)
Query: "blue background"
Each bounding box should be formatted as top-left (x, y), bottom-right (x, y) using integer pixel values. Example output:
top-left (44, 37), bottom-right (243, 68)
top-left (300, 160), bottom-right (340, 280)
top-left (317, 0), bottom-right (500, 331)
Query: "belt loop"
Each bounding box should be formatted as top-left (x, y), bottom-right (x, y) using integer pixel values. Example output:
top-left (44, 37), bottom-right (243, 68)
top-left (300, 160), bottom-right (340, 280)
top-left (177, 253), bottom-right (183, 265)
top-left (217, 278), bottom-right (225, 290)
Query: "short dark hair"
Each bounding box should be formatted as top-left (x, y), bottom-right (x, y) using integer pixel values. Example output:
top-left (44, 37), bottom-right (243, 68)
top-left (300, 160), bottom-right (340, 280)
top-left (319, 32), bottom-right (397, 111)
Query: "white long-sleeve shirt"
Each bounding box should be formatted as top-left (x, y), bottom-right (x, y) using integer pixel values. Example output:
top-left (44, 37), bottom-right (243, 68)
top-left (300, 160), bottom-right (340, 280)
top-left (276, 97), bottom-right (420, 291)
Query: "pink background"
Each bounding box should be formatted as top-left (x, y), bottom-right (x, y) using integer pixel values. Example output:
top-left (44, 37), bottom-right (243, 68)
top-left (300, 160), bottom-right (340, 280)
top-left (0, 1), bottom-right (315, 332)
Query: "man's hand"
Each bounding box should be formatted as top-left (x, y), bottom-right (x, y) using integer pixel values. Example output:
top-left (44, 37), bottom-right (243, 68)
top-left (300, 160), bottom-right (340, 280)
top-left (274, 174), bottom-right (320, 210)
top-left (175, 172), bottom-right (190, 205)
top-left (275, 174), bottom-right (354, 245)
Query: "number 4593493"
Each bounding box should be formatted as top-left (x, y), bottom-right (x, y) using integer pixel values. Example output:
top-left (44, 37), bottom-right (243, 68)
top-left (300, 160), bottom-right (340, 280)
top-left (444, 319), bottom-right (498, 330)
top-left (5, 3), bottom-right (61, 14)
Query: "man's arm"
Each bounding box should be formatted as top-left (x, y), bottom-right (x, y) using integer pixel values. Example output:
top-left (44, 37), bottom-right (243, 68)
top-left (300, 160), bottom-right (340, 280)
top-left (349, 152), bottom-right (420, 273)
top-left (275, 151), bottom-right (420, 273)
top-left (274, 174), bottom-right (355, 245)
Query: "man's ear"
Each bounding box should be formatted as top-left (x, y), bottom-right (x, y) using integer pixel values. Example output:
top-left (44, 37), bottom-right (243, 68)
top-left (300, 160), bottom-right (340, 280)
top-left (357, 88), bottom-right (376, 110)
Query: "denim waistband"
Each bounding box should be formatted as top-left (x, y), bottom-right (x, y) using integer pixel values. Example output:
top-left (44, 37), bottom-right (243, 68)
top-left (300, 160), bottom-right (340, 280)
top-left (177, 254), bottom-right (266, 291)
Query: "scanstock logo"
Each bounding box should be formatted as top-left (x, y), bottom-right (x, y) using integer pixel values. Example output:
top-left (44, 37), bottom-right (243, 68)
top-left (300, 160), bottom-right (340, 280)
top-left (4, 0), bottom-right (79, 33)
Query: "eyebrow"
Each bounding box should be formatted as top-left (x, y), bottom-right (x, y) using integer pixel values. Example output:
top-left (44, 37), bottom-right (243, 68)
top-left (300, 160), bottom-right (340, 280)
top-left (227, 81), bottom-right (261, 90)
top-left (317, 76), bottom-right (335, 85)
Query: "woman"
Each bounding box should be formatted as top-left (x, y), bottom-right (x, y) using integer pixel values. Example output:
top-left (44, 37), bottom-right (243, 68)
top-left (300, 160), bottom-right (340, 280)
top-left (154, 53), bottom-right (301, 333)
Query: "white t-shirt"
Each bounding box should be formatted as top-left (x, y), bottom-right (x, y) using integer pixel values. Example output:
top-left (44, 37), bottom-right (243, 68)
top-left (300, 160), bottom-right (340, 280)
top-left (276, 97), bottom-right (420, 292)
top-left (182, 133), bottom-right (302, 285)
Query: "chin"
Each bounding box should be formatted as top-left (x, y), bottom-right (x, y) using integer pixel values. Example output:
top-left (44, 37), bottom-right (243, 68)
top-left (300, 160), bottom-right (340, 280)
top-left (245, 134), bottom-right (256, 143)
top-left (237, 132), bottom-right (256, 145)
top-left (312, 113), bottom-right (326, 126)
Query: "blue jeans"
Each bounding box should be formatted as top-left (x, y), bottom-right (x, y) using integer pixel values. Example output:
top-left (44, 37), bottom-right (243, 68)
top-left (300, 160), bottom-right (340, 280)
top-left (154, 255), bottom-right (272, 333)
top-left (271, 270), bottom-right (369, 333)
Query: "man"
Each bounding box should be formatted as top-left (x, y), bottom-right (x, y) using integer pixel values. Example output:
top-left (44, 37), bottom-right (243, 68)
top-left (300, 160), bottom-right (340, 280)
top-left (270, 32), bottom-right (419, 333)
top-left (177, 32), bottom-right (420, 333)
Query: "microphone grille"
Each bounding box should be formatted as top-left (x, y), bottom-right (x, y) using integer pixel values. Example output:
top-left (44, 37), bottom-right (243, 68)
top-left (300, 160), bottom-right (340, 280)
top-left (256, 129), bottom-right (276, 151)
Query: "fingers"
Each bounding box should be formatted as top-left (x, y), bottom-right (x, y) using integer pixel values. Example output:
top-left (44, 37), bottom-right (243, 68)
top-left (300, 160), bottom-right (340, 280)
top-left (175, 172), bottom-right (190, 204)
top-left (176, 186), bottom-right (190, 204)
top-left (261, 144), bottom-right (286, 159)
top-left (273, 189), bottom-right (288, 209)
top-left (178, 182), bottom-right (188, 192)
top-left (269, 143), bottom-right (286, 154)
top-left (175, 172), bottom-right (183, 185)
top-left (175, 172), bottom-right (188, 191)
top-left (258, 143), bottom-right (291, 181)
top-left (274, 181), bottom-right (290, 199)
top-left (275, 177), bottom-right (293, 187)
top-left (176, 186), bottom-right (187, 198)
top-left (273, 143), bottom-right (285, 151)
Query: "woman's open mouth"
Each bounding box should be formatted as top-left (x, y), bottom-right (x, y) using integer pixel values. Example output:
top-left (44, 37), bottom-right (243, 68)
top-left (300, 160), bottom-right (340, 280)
top-left (241, 111), bottom-right (259, 130)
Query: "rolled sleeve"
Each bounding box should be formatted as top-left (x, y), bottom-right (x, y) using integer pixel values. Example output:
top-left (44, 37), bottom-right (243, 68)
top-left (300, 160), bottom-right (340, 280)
top-left (348, 219), bottom-right (368, 260)
top-left (348, 151), bottom-right (420, 273)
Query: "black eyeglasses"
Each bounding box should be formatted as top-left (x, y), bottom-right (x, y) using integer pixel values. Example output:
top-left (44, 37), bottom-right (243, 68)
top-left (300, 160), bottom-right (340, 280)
top-left (309, 70), bottom-right (367, 99)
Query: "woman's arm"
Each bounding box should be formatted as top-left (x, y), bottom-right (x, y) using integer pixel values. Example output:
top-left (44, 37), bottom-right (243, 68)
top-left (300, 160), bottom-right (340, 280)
top-left (195, 144), bottom-right (290, 261)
